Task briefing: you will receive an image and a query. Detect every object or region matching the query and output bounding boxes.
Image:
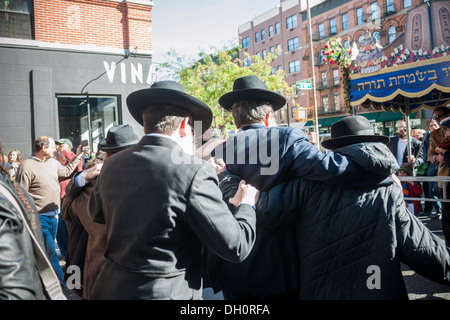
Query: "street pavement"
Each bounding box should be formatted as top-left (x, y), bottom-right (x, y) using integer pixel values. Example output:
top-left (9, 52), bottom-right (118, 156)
top-left (62, 212), bottom-right (450, 301)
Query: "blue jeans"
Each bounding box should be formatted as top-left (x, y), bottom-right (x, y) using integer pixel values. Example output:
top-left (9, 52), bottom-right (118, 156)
top-left (56, 213), bottom-right (68, 261)
top-left (39, 214), bottom-right (65, 283)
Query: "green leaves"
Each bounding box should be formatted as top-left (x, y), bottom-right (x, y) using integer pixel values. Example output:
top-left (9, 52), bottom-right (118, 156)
top-left (159, 45), bottom-right (296, 133)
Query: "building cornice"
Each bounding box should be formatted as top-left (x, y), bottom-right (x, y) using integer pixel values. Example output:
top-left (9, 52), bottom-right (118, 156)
top-left (0, 37), bottom-right (152, 57)
top-left (106, 0), bottom-right (154, 7)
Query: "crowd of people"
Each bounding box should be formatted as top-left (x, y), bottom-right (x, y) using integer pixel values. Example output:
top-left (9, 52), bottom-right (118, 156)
top-left (1, 75), bottom-right (450, 300)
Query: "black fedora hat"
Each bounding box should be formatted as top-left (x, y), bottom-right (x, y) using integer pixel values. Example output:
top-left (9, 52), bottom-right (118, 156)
top-left (219, 75), bottom-right (286, 111)
top-left (321, 115), bottom-right (389, 150)
top-left (126, 80), bottom-right (213, 134)
top-left (100, 124), bottom-right (140, 152)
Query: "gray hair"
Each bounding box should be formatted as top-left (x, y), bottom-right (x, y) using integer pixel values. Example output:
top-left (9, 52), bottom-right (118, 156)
top-left (231, 100), bottom-right (274, 128)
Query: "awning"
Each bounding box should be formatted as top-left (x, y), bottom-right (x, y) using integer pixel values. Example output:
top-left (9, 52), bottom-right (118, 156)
top-left (358, 112), bottom-right (379, 122)
top-left (375, 111), bottom-right (417, 122)
top-left (349, 55), bottom-right (450, 114)
top-left (321, 115), bottom-right (345, 127)
top-left (304, 118), bottom-right (326, 127)
top-left (349, 55), bottom-right (450, 158)
top-left (303, 111), bottom-right (419, 127)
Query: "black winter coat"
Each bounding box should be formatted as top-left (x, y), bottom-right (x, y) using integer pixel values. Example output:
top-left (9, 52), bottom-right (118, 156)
top-left (257, 143), bottom-right (450, 300)
top-left (206, 126), bottom-right (397, 296)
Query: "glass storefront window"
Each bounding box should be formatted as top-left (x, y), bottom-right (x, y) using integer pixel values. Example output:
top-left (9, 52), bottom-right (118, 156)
top-left (57, 95), bottom-right (120, 153)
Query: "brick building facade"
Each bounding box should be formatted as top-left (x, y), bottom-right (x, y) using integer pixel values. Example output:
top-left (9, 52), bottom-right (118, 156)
top-left (238, 0), bottom-right (433, 136)
top-left (0, 0), bottom-right (153, 157)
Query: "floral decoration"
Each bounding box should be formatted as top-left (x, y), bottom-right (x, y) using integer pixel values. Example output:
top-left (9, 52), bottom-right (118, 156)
top-left (352, 44), bottom-right (450, 74)
top-left (321, 37), bottom-right (353, 114)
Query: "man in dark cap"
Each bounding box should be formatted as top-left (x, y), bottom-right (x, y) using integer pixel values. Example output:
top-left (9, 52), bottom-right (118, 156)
top-left (87, 81), bottom-right (259, 300)
top-left (256, 115), bottom-right (450, 299)
top-left (205, 75), bottom-right (397, 300)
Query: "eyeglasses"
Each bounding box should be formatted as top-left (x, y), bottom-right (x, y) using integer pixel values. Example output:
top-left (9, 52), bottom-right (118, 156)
top-left (433, 114), bottom-right (447, 121)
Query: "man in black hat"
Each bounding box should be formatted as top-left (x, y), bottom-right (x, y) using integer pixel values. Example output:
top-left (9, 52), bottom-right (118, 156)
top-left (255, 115), bottom-right (450, 299)
top-left (87, 80), bottom-right (259, 300)
top-left (61, 124), bottom-right (139, 300)
top-left (205, 76), bottom-right (398, 300)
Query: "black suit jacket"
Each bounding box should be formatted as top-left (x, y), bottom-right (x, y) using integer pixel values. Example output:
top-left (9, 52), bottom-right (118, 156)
top-left (87, 135), bottom-right (256, 300)
top-left (386, 135), bottom-right (424, 167)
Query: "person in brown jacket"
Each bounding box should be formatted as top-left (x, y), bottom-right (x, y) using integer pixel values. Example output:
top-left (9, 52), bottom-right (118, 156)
top-left (61, 125), bottom-right (140, 299)
top-left (427, 106), bottom-right (450, 244)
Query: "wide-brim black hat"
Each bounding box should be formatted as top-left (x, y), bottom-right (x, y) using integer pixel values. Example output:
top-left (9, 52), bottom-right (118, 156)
top-left (219, 75), bottom-right (286, 111)
top-left (321, 115), bottom-right (389, 150)
top-left (126, 80), bottom-right (213, 134)
top-left (100, 124), bottom-right (140, 152)
top-left (440, 116), bottom-right (450, 128)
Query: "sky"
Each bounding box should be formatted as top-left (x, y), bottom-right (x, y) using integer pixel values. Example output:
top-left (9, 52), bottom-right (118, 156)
top-left (150, 0), bottom-right (281, 65)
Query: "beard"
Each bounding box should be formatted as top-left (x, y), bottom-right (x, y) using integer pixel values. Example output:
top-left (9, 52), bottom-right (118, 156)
top-left (398, 131), bottom-right (407, 139)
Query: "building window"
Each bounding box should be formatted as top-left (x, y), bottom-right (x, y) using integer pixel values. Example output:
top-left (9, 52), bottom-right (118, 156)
top-left (318, 23), bottom-right (325, 39)
top-left (403, 0), bottom-right (411, 8)
top-left (322, 96), bottom-right (329, 113)
top-left (271, 67), bottom-right (276, 75)
top-left (388, 25), bottom-right (396, 43)
top-left (277, 65), bottom-right (282, 71)
top-left (268, 25), bottom-right (274, 37)
top-left (286, 14), bottom-right (297, 29)
top-left (275, 22), bottom-right (280, 34)
top-left (276, 43), bottom-right (282, 53)
top-left (289, 60), bottom-right (300, 74)
top-left (356, 7), bottom-right (364, 25)
top-left (0, 0), bottom-right (32, 39)
top-left (321, 71), bottom-right (327, 87)
top-left (270, 46), bottom-right (275, 55)
top-left (261, 29), bottom-right (266, 41)
top-left (386, 0), bottom-right (395, 13)
top-left (320, 50), bottom-right (326, 64)
top-left (373, 30), bottom-right (380, 44)
top-left (287, 37), bottom-right (299, 51)
top-left (371, 2), bottom-right (379, 20)
top-left (242, 36), bottom-right (250, 49)
top-left (262, 49), bottom-right (267, 60)
top-left (343, 40), bottom-right (349, 49)
top-left (255, 31), bottom-right (259, 43)
top-left (358, 34), bottom-right (365, 44)
top-left (57, 95), bottom-right (120, 153)
top-left (334, 93), bottom-right (341, 111)
top-left (330, 18), bottom-right (337, 34)
top-left (244, 57), bottom-right (251, 66)
top-left (333, 69), bottom-right (339, 85)
top-left (342, 13), bottom-right (349, 31)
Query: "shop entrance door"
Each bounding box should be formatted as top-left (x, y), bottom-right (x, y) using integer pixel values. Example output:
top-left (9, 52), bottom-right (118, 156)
top-left (57, 95), bottom-right (120, 153)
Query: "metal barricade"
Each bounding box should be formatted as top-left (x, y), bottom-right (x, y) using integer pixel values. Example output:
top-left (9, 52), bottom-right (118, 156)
top-left (397, 176), bottom-right (450, 203)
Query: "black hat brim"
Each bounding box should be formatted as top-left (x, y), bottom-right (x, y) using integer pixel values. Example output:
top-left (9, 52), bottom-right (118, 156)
top-left (100, 142), bottom-right (138, 153)
top-left (321, 135), bottom-right (389, 150)
top-left (219, 88), bottom-right (286, 111)
top-left (127, 88), bottom-right (213, 134)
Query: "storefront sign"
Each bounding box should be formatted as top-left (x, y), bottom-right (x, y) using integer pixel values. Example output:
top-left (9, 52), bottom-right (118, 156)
top-left (103, 61), bottom-right (153, 85)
